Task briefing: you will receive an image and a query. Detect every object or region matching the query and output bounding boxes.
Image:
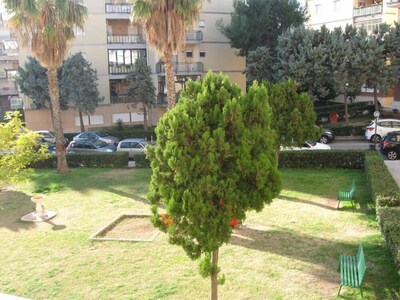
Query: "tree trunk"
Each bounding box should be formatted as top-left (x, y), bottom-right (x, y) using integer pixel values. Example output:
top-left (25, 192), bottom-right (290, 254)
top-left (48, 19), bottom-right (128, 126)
top-left (143, 102), bottom-right (148, 130)
top-left (210, 249), bottom-right (219, 300)
top-left (79, 109), bottom-right (85, 132)
top-left (164, 47), bottom-right (176, 109)
top-left (47, 68), bottom-right (69, 174)
top-left (48, 101), bottom-right (55, 130)
top-left (344, 93), bottom-right (349, 123)
top-left (374, 86), bottom-right (379, 112)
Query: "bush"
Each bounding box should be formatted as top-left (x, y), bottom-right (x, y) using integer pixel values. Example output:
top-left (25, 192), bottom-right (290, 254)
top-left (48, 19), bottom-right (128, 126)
top-left (278, 150), bottom-right (365, 169)
top-left (32, 152), bottom-right (129, 168)
top-left (378, 207), bottom-right (400, 268)
top-left (133, 153), bottom-right (150, 168)
top-left (364, 152), bottom-right (400, 207)
top-left (329, 125), bottom-right (366, 136)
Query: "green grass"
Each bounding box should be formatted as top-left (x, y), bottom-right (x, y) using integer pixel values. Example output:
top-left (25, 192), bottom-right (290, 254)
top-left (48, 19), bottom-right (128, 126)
top-left (0, 168), bottom-right (399, 300)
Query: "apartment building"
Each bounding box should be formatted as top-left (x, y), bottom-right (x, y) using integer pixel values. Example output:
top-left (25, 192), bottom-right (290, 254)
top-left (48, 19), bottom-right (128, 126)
top-left (305, 0), bottom-right (400, 108)
top-left (20, 0), bottom-right (245, 132)
top-left (0, 13), bottom-right (21, 122)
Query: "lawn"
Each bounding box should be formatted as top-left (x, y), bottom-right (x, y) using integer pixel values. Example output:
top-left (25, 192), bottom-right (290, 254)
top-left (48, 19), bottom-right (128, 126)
top-left (0, 167), bottom-right (399, 300)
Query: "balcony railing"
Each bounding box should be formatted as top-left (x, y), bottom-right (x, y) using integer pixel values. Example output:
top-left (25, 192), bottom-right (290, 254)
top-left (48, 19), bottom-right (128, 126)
top-left (354, 4), bottom-right (382, 17)
top-left (107, 34), bottom-right (145, 44)
top-left (110, 93), bottom-right (134, 104)
top-left (156, 62), bottom-right (203, 74)
top-left (105, 3), bottom-right (132, 14)
top-left (109, 65), bottom-right (135, 75)
top-left (185, 31), bottom-right (203, 43)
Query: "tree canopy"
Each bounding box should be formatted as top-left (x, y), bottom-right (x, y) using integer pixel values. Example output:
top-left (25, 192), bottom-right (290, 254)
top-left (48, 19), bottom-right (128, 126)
top-left (147, 71), bottom-right (281, 300)
top-left (126, 58), bottom-right (156, 129)
top-left (0, 111), bottom-right (49, 186)
top-left (218, 0), bottom-right (307, 57)
top-left (60, 52), bottom-right (103, 132)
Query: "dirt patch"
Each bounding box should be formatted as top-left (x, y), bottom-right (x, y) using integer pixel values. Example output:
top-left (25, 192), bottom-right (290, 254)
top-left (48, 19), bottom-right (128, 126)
top-left (91, 214), bottom-right (160, 242)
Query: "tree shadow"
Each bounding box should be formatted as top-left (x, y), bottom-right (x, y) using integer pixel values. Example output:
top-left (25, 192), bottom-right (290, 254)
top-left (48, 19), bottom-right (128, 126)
top-left (105, 186), bottom-right (165, 209)
top-left (0, 190), bottom-right (37, 231)
top-left (229, 224), bottom-right (400, 299)
top-left (278, 194), bottom-right (337, 210)
top-left (45, 219), bottom-right (67, 231)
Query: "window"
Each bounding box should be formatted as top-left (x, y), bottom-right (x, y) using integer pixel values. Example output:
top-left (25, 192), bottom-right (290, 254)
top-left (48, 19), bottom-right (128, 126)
top-left (108, 49), bottom-right (146, 66)
top-left (199, 51), bottom-right (206, 58)
top-left (186, 51), bottom-right (193, 58)
top-left (315, 4), bottom-right (321, 16)
top-left (199, 20), bottom-right (205, 28)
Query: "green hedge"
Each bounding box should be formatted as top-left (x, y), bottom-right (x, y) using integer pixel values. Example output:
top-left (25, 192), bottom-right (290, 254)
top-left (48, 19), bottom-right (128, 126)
top-left (315, 102), bottom-right (372, 119)
top-left (31, 152), bottom-right (129, 168)
top-left (133, 153), bottom-right (150, 168)
top-left (364, 152), bottom-right (400, 207)
top-left (378, 207), bottom-right (400, 268)
top-left (278, 150), bottom-right (365, 169)
top-left (329, 125), bottom-right (366, 136)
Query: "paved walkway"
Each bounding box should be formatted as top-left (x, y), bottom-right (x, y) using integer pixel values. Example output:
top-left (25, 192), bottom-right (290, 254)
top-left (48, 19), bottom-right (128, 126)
top-left (384, 160), bottom-right (400, 188)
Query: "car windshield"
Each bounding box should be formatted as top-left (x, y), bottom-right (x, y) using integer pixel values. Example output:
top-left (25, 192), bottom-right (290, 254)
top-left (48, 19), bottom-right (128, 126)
top-left (95, 132), bottom-right (110, 138)
top-left (93, 140), bottom-right (109, 147)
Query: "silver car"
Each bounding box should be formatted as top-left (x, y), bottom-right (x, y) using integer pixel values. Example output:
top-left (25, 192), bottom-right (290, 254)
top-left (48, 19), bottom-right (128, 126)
top-left (66, 140), bottom-right (116, 153)
top-left (35, 130), bottom-right (69, 147)
top-left (116, 138), bottom-right (148, 158)
top-left (73, 131), bottom-right (120, 145)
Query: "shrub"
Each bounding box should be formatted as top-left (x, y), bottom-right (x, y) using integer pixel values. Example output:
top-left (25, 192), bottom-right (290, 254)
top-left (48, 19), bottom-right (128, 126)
top-left (278, 150), bottom-right (365, 169)
top-left (378, 207), bottom-right (400, 268)
top-left (329, 125), bottom-right (365, 136)
top-left (133, 153), bottom-right (150, 168)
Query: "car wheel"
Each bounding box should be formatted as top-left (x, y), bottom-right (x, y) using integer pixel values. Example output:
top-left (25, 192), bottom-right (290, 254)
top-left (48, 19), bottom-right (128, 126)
top-left (370, 134), bottom-right (381, 143)
top-left (387, 150), bottom-right (398, 160)
top-left (319, 135), bottom-right (329, 144)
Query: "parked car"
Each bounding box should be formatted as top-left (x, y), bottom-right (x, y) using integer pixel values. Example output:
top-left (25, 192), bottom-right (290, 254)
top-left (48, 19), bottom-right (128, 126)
top-left (281, 141), bottom-right (331, 151)
top-left (319, 128), bottom-right (335, 144)
top-left (66, 140), bottom-right (117, 154)
top-left (365, 118), bottom-right (400, 143)
top-left (35, 130), bottom-right (69, 147)
top-left (379, 131), bottom-right (400, 160)
top-left (116, 138), bottom-right (149, 158)
top-left (73, 132), bottom-right (119, 145)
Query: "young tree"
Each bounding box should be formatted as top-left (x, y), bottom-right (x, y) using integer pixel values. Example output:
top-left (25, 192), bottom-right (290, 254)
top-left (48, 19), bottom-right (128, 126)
top-left (126, 58), bottom-right (156, 129)
top-left (0, 111), bottom-right (49, 186)
top-left (5, 0), bottom-right (87, 174)
top-left (218, 0), bottom-right (307, 57)
top-left (262, 79), bottom-right (320, 153)
top-left (130, 0), bottom-right (206, 109)
top-left (59, 52), bottom-right (103, 132)
top-left (147, 71), bottom-right (281, 300)
top-left (245, 46), bottom-right (274, 84)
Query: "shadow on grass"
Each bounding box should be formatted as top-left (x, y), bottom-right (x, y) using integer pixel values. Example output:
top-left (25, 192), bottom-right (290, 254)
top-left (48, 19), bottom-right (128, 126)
top-left (279, 195), bottom-right (337, 210)
top-left (0, 190), bottom-right (36, 231)
top-left (230, 225), bottom-right (400, 299)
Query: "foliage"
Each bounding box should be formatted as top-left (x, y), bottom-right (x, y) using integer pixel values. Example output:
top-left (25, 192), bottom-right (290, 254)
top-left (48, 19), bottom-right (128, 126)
top-left (328, 125), bottom-right (365, 137)
top-left (246, 46), bottom-right (274, 84)
top-left (262, 79), bottom-right (320, 148)
top-left (133, 153), bottom-right (150, 168)
top-left (32, 183), bottom-right (64, 194)
top-left (217, 0), bottom-right (307, 57)
top-left (60, 52), bottom-right (103, 131)
top-left (314, 101), bottom-right (373, 121)
top-left (146, 71), bottom-right (281, 297)
top-left (4, 0), bottom-right (88, 174)
top-left (0, 111), bottom-right (50, 185)
top-left (278, 150), bottom-right (365, 169)
top-left (378, 207), bottom-right (400, 268)
top-left (126, 58), bottom-right (156, 129)
top-left (364, 152), bottom-right (400, 208)
top-left (15, 56), bottom-right (68, 110)
top-left (131, 0), bottom-right (205, 108)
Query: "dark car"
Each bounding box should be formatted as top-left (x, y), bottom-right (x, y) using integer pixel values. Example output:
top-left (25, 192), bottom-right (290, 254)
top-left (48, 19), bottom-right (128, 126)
top-left (66, 140), bottom-right (117, 154)
top-left (379, 131), bottom-right (400, 160)
top-left (319, 128), bottom-right (335, 144)
top-left (73, 132), bottom-right (120, 145)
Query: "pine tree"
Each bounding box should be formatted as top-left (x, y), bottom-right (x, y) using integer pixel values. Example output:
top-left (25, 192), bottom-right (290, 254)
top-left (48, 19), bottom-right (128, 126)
top-left (126, 58), bottom-right (156, 129)
top-left (60, 52), bottom-right (103, 132)
top-left (146, 71), bottom-right (281, 300)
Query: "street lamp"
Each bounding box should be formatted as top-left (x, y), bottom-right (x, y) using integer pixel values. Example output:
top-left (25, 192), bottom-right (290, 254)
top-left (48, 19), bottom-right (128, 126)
top-left (373, 110), bottom-right (380, 150)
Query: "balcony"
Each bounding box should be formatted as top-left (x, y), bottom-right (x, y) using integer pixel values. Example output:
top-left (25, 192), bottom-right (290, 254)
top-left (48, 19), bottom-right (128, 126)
top-left (354, 4), bottom-right (382, 17)
top-left (387, 0), bottom-right (400, 7)
top-left (108, 65), bottom-right (134, 75)
top-left (107, 34), bottom-right (146, 44)
top-left (185, 31), bottom-right (203, 44)
top-left (105, 3), bottom-right (132, 19)
top-left (110, 93), bottom-right (134, 104)
top-left (156, 62), bottom-right (203, 75)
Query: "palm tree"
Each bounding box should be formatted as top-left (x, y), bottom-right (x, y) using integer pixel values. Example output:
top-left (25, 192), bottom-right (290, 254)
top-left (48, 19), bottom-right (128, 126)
top-left (131, 0), bottom-right (205, 109)
top-left (4, 0), bottom-right (87, 173)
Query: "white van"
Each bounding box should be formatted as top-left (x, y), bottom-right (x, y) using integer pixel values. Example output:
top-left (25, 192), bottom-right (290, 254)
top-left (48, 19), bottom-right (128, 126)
top-left (116, 138), bottom-right (148, 158)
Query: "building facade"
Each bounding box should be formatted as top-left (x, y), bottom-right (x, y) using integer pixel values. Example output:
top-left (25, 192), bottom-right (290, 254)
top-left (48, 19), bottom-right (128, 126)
top-left (20, 0), bottom-right (245, 133)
